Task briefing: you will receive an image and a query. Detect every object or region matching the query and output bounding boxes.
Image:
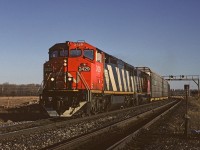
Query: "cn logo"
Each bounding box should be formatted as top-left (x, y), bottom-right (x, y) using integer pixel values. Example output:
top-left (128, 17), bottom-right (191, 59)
top-left (96, 65), bottom-right (101, 73)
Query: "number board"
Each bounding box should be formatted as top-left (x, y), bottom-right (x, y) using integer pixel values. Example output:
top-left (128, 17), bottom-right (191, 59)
top-left (78, 66), bottom-right (91, 72)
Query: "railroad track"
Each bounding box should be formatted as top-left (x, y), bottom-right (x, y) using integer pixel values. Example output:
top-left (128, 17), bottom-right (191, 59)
top-left (43, 100), bottom-right (181, 150)
top-left (107, 100), bottom-right (181, 150)
top-left (0, 100), bottom-right (170, 135)
top-left (0, 117), bottom-right (69, 135)
top-left (0, 99), bottom-right (178, 149)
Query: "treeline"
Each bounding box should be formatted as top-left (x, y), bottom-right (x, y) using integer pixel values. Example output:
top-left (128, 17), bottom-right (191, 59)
top-left (0, 83), bottom-right (42, 96)
top-left (171, 89), bottom-right (199, 96)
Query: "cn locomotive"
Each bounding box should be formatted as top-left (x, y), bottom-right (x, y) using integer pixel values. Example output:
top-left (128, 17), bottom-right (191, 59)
top-left (40, 41), bottom-right (170, 117)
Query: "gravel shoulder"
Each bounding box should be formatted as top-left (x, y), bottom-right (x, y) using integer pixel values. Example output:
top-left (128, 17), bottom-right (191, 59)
top-left (124, 97), bottom-right (200, 150)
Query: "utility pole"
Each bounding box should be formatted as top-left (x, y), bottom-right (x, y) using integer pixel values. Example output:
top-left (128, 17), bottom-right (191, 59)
top-left (184, 84), bottom-right (190, 138)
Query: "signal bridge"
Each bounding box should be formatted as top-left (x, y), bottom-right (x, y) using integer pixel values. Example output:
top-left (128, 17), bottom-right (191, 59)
top-left (162, 75), bottom-right (199, 97)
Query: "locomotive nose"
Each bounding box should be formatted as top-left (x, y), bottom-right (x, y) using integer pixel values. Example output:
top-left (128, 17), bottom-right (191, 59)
top-left (43, 58), bottom-right (69, 90)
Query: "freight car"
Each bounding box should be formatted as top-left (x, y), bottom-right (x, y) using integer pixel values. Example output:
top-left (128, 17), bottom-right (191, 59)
top-left (40, 41), bottom-right (170, 117)
top-left (136, 67), bottom-right (170, 101)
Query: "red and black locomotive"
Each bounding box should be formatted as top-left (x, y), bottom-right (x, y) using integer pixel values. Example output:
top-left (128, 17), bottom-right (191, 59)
top-left (40, 41), bottom-right (169, 117)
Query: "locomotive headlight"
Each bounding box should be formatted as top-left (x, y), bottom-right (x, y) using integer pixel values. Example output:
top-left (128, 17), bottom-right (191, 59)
top-left (68, 77), bottom-right (73, 81)
top-left (64, 59), bottom-right (67, 63)
top-left (51, 77), bottom-right (55, 81)
top-left (63, 62), bottom-right (67, 66)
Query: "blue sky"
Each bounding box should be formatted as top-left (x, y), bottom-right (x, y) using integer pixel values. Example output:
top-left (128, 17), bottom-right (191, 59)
top-left (0, 0), bottom-right (199, 89)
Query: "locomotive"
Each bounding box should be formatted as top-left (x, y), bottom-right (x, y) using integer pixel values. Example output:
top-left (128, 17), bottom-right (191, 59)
top-left (40, 41), bottom-right (170, 117)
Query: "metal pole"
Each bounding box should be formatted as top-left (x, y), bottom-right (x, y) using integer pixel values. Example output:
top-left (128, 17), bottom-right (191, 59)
top-left (184, 84), bottom-right (190, 138)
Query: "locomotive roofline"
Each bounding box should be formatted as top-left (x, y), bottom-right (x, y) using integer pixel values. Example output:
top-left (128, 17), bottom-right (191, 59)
top-left (49, 41), bottom-right (136, 71)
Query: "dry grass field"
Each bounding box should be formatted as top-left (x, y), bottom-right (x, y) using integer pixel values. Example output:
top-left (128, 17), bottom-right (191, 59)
top-left (0, 96), bottom-right (39, 108)
top-left (188, 97), bottom-right (200, 130)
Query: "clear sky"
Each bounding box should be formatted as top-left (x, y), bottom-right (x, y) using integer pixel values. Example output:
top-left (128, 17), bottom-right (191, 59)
top-left (0, 0), bottom-right (199, 89)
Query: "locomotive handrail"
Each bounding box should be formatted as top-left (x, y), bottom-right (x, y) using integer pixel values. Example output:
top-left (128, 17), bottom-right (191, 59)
top-left (77, 71), bottom-right (90, 90)
top-left (43, 73), bottom-right (52, 89)
top-left (77, 72), bottom-right (91, 102)
top-left (56, 66), bottom-right (63, 80)
top-left (37, 80), bottom-right (44, 93)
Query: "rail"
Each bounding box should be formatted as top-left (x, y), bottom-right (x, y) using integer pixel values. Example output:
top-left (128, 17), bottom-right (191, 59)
top-left (45, 100), bottom-right (180, 150)
top-left (107, 100), bottom-right (181, 150)
top-left (0, 100), bottom-right (178, 149)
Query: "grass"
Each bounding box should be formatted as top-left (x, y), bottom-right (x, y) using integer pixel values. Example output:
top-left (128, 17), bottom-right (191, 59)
top-left (0, 96), bottom-right (39, 108)
top-left (188, 97), bottom-right (200, 130)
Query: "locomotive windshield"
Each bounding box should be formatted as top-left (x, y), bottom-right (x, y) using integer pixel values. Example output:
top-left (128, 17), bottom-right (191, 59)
top-left (49, 49), bottom-right (94, 59)
top-left (49, 50), bottom-right (68, 59)
top-left (69, 49), bottom-right (81, 57)
top-left (60, 50), bottom-right (68, 57)
top-left (83, 49), bottom-right (94, 60)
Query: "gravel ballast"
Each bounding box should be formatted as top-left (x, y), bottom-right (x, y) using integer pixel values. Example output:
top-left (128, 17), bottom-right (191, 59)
top-left (123, 98), bottom-right (200, 150)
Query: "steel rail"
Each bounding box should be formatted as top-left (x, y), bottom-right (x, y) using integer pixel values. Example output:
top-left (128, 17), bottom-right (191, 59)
top-left (107, 100), bottom-right (181, 150)
top-left (0, 100), bottom-right (170, 140)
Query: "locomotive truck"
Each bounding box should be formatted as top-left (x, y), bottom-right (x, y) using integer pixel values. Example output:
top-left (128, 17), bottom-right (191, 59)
top-left (40, 41), bottom-right (170, 117)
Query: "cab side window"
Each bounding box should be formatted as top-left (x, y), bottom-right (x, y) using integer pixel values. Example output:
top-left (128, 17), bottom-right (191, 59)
top-left (50, 51), bottom-right (58, 58)
top-left (97, 52), bottom-right (102, 62)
